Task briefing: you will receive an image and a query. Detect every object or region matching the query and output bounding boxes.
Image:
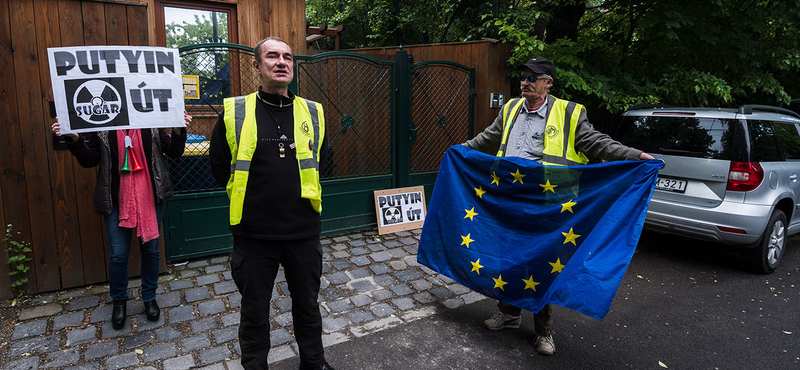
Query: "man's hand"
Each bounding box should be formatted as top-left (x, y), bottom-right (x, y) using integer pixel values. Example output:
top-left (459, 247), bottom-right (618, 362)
top-left (639, 152), bottom-right (655, 160)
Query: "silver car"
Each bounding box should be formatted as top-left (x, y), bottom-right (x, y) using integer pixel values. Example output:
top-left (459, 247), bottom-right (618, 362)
top-left (618, 105), bottom-right (800, 273)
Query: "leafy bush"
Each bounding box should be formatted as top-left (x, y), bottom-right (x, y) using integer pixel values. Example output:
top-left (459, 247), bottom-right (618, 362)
top-left (4, 224), bottom-right (32, 298)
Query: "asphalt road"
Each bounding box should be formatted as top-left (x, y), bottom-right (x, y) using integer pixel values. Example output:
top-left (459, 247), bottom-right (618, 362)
top-left (273, 231), bottom-right (800, 370)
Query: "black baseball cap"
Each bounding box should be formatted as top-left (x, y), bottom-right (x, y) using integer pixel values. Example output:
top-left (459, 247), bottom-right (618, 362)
top-left (517, 57), bottom-right (556, 79)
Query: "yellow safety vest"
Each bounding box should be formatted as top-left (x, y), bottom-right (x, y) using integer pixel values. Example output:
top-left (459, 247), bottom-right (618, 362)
top-left (497, 97), bottom-right (589, 166)
top-left (223, 92), bottom-right (325, 225)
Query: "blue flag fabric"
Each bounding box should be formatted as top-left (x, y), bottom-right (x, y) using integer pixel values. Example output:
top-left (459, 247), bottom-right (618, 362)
top-left (418, 145), bottom-right (661, 320)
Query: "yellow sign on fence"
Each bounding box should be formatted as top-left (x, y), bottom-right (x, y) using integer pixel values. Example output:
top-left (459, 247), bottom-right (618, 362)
top-left (182, 75), bottom-right (199, 99)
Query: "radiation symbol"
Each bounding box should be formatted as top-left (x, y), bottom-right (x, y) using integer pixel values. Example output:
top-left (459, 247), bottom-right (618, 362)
top-left (72, 79), bottom-right (122, 125)
top-left (383, 207), bottom-right (403, 225)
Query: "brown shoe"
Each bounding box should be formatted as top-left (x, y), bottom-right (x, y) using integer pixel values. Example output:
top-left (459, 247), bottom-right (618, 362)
top-left (483, 312), bottom-right (521, 330)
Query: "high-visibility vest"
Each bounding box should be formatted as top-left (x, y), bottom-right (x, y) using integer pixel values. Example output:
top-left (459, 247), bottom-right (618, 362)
top-left (223, 92), bottom-right (325, 225)
top-left (496, 97), bottom-right (589, 166)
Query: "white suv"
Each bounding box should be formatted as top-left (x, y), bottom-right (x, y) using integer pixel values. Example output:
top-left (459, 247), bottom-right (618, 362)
top-left (618, 105), bottom-right (800, 273)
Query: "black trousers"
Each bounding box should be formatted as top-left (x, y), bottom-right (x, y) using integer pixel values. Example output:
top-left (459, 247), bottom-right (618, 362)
top-left (231, 235), bottom-right (324, 370)
top-left (498, 302), bottom-right (554, 336)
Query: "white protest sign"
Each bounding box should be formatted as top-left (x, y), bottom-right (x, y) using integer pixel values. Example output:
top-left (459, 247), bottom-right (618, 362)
top-left (374, 186), bottom-right (427, 235)
top-left (48, 46), bottom-right (186, 134)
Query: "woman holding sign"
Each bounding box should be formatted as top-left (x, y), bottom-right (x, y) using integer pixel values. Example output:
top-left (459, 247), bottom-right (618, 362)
top-left (52, 114), bottom-right (190, 329)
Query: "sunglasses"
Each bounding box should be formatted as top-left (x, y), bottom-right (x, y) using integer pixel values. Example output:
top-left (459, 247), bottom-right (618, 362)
top-left (520, 75), bottom-right (546, 83)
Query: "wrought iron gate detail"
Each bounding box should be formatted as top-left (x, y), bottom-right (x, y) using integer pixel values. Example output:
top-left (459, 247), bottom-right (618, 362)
top-left (294, 53), bottom-right (395, 179)
top-left (409, 62), bottom-right (475, 174)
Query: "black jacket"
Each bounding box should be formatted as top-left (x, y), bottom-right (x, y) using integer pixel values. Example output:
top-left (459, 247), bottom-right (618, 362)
top-left (67, 128), bottom-right (187, 215)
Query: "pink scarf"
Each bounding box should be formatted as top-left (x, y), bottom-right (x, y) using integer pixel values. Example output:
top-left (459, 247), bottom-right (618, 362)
top-left (116, 129), bottom-right (159, 243)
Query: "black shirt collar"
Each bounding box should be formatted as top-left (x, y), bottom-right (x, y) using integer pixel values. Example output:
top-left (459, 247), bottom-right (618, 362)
top-left (257, 87), bottom-right (295, 107)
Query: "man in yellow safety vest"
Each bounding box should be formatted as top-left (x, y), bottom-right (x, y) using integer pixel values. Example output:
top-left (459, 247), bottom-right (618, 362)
top-left (463, 56), bottom-right (654, 356)
top-left (209, 37), bottom-right (335, 370)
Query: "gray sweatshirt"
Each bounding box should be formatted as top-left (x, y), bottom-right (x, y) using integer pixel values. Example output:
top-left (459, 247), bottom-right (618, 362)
top-left (464, 95), bottom-right (642, 162)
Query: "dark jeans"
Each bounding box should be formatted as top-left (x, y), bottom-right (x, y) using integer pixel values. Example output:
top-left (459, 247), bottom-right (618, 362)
top-left (231, 235), bottom-right (325, 370)
top-left (104, 202), bottom-right (163, 302)
top-left (498, 301), bottom-right (554, 336)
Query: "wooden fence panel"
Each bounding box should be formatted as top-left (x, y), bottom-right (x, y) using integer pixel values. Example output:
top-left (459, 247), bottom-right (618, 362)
top-left (127, 4), bottom-right (148, 46)
top-left (239, 0), bottom-right (258, 50)
top-left (35, 0), bottom-right (87, 289)
top-left (294, 0), bottom-right (305, 54)
top-left (0, 181), bottom-right (8, 297)
top-left (10, 0), bottom-right (61, 293)
top-left (57, 0), bottom-right (109, 286)
top-left (0, 0), bottom-right (18, 299)
top-left (105, 3), bottom-right (129, 45)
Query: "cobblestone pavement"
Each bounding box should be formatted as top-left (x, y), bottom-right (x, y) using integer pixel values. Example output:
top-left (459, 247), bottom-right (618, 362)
top-left (3, 228), bottom-right (487, 370)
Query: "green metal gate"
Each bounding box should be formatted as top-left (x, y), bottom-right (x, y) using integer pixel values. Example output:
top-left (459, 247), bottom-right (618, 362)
top-left (163, 44), bottom-right (474, 262)
top-left (408, 61), bottom-right (475, 191)
top-left (291, 52), bottom-right (397, 232)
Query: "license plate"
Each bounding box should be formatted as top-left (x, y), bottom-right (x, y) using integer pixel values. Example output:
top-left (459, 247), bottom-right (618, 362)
top-left (656, 177), bottom-right (687, 193)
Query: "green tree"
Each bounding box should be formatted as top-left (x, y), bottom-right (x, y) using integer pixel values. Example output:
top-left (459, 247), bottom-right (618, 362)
top-left (491, 0), bottom-right (800, 111)
top-left (307, 0), bottom-right (800, 112)
top-left (166, 13), bottom-right (229, 49)
top-left (306, 0), bottom-right (493, 49)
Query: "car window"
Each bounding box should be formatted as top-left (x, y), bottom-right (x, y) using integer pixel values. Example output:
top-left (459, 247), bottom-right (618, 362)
top-left (772, 122), bottom-right (800, 160)
top-left (617, 116), bottom-right (737, 159)
top-left (748, 120), bottom-right (782, 162)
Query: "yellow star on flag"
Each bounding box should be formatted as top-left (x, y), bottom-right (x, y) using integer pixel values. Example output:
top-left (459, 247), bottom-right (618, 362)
top-left (540, 180), bottom-right (557, 193)
top-left (461, 233), bottom-right (474, 248)
top-left (523, 276), bottom-right (540, 291)
top-left (549, 258), bottom-right (565, 273)
top-left (470, 259), bottom-right (484, 275)
top-left (464, 207), bottom-right (478, 221)
top-left (562, 227), bottom-right (581, 246)
top-left (511, 169), bottom-right (526, 184)
top-left (491, 171), bottom-right (501, 186)
top-left (561, 199), bottom-right (577, 213)
top-left (474, 186), bottom-right (486, 199)
top-left (493, 275), bottom-right (508, 291)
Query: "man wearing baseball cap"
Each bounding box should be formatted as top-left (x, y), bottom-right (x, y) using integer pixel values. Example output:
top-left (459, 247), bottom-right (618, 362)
top-left (463, 56), bottom-right (653, 355)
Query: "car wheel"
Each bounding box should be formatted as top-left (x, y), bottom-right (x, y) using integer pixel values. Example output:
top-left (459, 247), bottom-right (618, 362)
top-left (741, 209), bottom-right (787, 274)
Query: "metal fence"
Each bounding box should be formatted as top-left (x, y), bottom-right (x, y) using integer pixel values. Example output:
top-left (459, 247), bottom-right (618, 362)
top-left (409, 62), bottom-right (474, 174)
top-left (172, 44), bottom-right (261, 193)
top-left (294, 53), bottom-right (396, 179)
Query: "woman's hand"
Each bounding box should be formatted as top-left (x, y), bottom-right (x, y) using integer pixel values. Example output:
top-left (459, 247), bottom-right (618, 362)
top-left (183, 111), bottom-right (192, 128)
top-left (51, 117), bottom-right (79, 141)
top-left (173, 110), bottom-right (192, 135)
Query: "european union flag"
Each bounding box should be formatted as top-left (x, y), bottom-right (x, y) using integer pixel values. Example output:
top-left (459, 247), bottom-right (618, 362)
top-left (418, 145), bottom-right (661, 320)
